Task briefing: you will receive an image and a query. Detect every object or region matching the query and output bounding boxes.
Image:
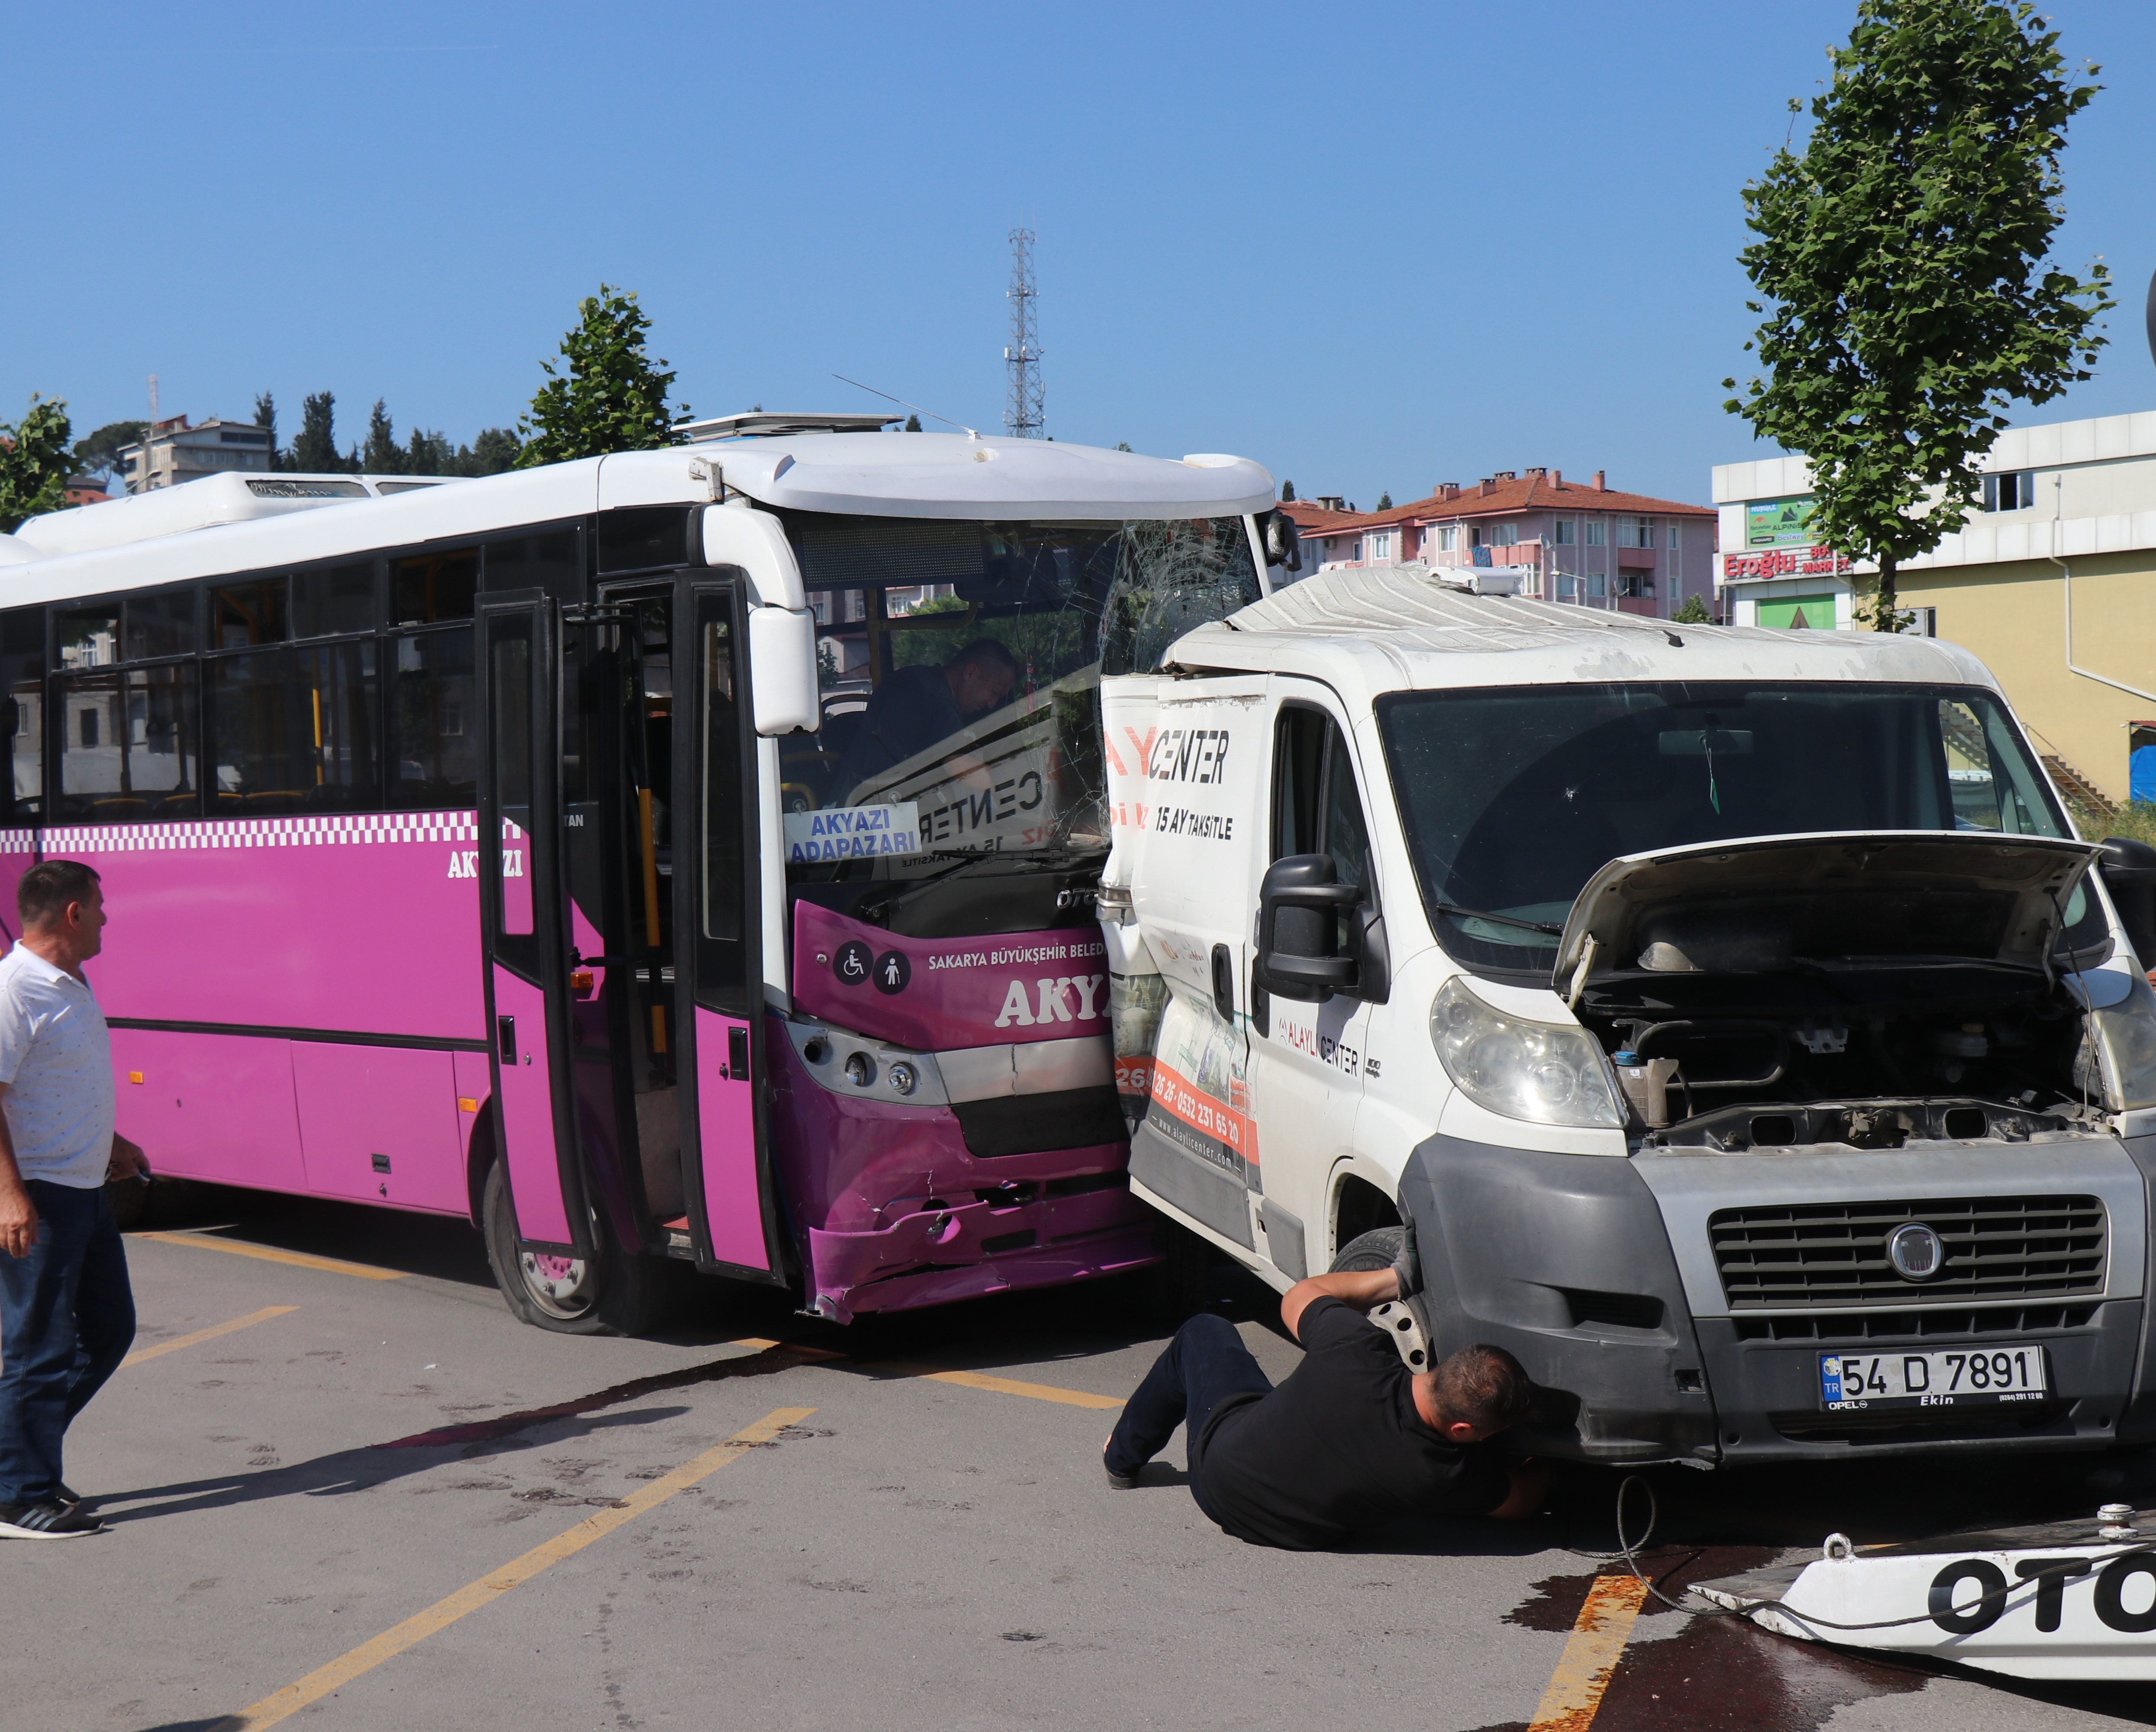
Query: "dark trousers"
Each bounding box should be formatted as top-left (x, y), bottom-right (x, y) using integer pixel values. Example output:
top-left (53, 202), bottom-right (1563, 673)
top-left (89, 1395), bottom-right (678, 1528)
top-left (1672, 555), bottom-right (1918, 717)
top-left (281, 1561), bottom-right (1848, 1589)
top-left (1106, 1314), bottom-right (1273, 1515)
top-left (0, 1180), bottom-right (136, 1506)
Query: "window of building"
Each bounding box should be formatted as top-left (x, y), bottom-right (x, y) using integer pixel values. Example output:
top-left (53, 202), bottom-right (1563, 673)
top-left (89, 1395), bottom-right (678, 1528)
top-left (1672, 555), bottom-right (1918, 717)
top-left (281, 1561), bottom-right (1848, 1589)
top-left (1983, 472), bottom-right (2036, 512)
top-left (1617, 517), bottom-right (1657, 549)
top-left (1584, 520), bottom-right (1606, 547)
top-left (1668, 523), bottom-right (1682, 551)
top-left (1437, 526), bottom-right (1459, 551)
top-left (1617, 571), bottom-right (1656, 599)
top-left (1491, 522), bottom-right (1519, 546)
top-left (1365, 531), bottom-right (1393, 561)
top-left (55, 605), bottom-right (119, 670)
top-left (1552, 520), bottom-right (1576, 546)
top-left (1557, 572), bottom-right (1577, 599)
top-left (1587, 572), bottom-right (1607, 599)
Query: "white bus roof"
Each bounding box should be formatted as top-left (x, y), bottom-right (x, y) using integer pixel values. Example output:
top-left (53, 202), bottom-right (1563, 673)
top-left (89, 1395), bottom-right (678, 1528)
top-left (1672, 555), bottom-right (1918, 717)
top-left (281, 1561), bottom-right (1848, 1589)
top-left (1168, 563), bottom-right (1998, 694)
top-left (0, 436), bottom-right (1275, 603)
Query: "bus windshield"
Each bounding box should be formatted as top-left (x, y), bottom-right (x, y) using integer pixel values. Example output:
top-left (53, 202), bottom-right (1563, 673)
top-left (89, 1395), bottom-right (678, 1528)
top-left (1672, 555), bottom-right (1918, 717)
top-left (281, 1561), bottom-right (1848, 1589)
top-left (1375, 681), bottom-right (2072, 973)
top-left (775, 511), bottom-right (1258, 863)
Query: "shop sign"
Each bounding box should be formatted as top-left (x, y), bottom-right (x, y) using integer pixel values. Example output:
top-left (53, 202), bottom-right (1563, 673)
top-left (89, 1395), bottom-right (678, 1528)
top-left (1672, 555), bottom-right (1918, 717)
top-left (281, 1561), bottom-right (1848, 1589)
top-left (1746, 496), bottom-right (1818, 548)
top-left (1724, 544), bottom-right (1850, 580)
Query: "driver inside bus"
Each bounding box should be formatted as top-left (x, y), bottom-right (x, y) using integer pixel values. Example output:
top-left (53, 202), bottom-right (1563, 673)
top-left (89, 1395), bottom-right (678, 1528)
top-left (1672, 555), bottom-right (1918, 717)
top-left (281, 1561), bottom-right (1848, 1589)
top-left (836, 637), bottom-right (1020, 799)
top-left (1102, 1225), bottom-right (1547, 1549)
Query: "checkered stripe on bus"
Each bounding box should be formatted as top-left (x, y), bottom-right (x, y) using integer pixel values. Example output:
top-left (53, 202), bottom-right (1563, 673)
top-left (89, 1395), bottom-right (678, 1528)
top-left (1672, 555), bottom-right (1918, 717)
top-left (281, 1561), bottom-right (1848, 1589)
top-left (0, 830), bottom-right (36, 853)
top-left (40, 811), bottom-right (482, 853)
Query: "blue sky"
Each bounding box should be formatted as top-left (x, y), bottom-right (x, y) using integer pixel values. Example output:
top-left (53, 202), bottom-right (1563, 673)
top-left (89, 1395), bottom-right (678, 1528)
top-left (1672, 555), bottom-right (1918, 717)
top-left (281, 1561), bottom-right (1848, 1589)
top-left (6, 1), bottom-right (2154, 508)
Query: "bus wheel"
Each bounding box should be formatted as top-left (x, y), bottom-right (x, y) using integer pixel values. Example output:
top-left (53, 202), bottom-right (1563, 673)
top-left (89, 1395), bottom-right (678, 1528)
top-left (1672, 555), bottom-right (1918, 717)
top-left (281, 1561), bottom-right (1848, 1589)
top-left (481, 1163), bottom-right (662, 1336)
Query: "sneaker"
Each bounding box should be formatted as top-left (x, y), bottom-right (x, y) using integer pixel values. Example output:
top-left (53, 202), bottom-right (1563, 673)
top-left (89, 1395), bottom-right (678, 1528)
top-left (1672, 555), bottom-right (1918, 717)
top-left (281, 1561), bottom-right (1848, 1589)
top-left (54, 1483), bottom-right (82, 1507)
top-left (0, 1500), bottom-right (104, 1539)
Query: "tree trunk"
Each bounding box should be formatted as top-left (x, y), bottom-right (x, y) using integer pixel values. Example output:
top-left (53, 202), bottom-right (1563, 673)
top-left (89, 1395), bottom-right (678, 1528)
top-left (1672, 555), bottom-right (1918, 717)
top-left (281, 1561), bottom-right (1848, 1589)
top-left (1874, 554), bottom-right (1899, 632)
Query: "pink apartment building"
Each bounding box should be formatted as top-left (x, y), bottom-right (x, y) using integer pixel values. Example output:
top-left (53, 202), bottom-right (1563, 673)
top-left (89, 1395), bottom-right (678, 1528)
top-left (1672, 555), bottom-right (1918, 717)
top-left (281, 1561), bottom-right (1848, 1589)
top-left (1283, 469), bottom-right (1718, 618)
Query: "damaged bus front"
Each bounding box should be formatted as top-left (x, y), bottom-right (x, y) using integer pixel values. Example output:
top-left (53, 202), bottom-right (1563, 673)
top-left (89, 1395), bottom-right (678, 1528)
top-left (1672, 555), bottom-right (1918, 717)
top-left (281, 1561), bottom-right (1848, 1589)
top-left (1114, 568), bottom-right (2156, 1465)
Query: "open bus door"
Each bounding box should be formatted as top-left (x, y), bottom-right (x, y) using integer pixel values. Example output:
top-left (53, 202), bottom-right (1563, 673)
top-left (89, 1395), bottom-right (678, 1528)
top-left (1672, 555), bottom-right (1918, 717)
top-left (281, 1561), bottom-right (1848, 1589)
top-left (672, 574), bottom-right (786, 1281)
top-left (477, 592), bottom-right (593, 1257)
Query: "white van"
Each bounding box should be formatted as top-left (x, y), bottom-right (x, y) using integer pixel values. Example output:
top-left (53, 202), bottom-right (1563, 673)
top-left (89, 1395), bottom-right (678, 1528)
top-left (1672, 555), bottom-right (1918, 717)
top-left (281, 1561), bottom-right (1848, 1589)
top-left (1104, 565), bottom-right (2156, 1467)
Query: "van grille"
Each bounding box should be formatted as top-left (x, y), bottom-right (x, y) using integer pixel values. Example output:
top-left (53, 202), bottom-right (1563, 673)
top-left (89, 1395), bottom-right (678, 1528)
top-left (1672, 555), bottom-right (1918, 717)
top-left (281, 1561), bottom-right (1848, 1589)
top-left (1710, 1195), bottom-right (2106, 1309)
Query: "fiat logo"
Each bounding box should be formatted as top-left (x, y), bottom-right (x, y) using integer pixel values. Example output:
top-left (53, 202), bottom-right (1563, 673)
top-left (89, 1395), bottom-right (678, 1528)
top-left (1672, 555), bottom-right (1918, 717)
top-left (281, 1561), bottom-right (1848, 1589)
top-left (1887, 1222), bottom-right (1945, 1282)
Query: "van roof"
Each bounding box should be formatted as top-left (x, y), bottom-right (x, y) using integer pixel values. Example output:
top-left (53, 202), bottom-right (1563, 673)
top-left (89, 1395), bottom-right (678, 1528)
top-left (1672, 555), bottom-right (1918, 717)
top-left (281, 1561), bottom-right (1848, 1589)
top-left (1168, 563), bottom-right (1998, 694)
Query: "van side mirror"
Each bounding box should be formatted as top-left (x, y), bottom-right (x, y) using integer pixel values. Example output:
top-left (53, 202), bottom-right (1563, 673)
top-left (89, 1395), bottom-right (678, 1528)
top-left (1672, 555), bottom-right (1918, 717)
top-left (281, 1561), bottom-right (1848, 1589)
top-left (2100, 837), bottom-right (2156, 971)
top-left (1262, 510), bottom-right (1303, 575)
top-left (1256, 854), bottom-right (1364, 1002)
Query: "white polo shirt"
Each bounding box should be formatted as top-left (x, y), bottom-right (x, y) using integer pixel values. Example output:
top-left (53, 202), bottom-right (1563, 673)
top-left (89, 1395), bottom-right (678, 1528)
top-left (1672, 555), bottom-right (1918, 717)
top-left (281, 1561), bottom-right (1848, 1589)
top-left (0, 941), bottom-right (115, 1189)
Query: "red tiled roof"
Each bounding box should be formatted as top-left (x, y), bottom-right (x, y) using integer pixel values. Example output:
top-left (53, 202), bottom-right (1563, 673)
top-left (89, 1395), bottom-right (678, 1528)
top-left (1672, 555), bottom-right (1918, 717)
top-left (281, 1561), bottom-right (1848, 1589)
top-left (1279, 498), bottom-right (1361, 535)
top-left (1302, 475), bottom-right (1714, 540)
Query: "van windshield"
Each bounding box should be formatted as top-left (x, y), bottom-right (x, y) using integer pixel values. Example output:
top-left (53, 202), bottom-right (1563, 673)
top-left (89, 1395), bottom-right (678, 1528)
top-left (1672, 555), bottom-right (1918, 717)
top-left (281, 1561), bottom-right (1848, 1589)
top-left (1374, 682), bottom-right (2071, 973)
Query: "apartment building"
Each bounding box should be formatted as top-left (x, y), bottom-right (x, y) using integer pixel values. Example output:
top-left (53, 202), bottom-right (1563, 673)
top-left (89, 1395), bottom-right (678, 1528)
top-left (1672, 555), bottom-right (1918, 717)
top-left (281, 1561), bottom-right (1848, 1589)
top-left (118, 416), bottom-right (274, 492)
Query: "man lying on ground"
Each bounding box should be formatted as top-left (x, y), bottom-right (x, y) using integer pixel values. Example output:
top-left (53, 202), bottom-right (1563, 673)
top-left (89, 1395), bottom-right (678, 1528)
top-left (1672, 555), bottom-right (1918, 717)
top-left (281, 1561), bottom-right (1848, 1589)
top-left (1103, 1234), bottom-right (1546, 1550)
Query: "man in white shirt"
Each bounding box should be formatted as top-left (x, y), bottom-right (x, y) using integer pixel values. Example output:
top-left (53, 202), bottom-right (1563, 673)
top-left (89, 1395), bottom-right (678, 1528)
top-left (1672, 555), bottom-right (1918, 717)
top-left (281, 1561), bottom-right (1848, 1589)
top-left (0, 860), bottom-right (146, 1539)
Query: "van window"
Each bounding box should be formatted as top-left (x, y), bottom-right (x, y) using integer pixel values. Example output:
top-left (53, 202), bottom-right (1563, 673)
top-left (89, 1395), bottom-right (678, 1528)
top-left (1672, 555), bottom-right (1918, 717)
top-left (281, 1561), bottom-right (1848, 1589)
top-left (1274, 706), bottom-right (1372, 885)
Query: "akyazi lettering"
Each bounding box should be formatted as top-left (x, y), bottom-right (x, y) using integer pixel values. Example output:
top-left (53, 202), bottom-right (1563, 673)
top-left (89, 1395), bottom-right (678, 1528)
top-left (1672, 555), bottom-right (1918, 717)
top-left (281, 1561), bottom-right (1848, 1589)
top-left (449, 849), bottom-right (517, 879)
top-left (993, 974), bottom-right (1107, 1028)
top-left (1155, 806), bottom-right (1234, 840)
top-left (1146, 727), bottom-right (1232, 785)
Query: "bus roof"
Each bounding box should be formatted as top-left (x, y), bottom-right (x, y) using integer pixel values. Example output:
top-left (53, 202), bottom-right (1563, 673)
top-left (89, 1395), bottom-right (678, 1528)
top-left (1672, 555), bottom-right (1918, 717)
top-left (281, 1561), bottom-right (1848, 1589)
top-left (0, 436), bottom-right (1275, 602)
top-left (1167, 562), bottom-right (1998, 695)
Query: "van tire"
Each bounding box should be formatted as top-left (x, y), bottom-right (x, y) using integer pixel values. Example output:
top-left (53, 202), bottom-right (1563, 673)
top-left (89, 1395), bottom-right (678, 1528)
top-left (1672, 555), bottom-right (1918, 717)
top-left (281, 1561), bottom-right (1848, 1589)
top-left (1330, 1226), bottom-right (1435, 1364)
top-left (481, 1161), bottom-right (670, 1337)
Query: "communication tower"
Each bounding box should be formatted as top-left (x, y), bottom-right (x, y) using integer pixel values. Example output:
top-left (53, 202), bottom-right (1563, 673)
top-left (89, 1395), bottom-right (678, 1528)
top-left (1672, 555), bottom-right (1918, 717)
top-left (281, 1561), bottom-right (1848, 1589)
top-left (1004, 229), bottom-right (1044, 439)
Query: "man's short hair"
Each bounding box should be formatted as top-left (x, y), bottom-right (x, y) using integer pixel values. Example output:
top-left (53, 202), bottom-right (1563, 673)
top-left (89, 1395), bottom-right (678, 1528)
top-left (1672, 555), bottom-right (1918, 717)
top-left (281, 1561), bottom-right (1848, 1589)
top-left (1432, 1343), bottom-right (1535, 1434)
top-left (949, 638), bottom-right (1020, 679)
top-left (17, 860), bottom-right (101, 931)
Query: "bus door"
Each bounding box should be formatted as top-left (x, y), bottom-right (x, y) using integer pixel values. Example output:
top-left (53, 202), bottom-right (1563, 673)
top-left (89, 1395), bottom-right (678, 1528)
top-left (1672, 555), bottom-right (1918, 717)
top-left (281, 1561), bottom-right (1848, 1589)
top-left (673, 575), bottom-right (784, 1280)
top-left (477, 592), bottom-right (592, 1255)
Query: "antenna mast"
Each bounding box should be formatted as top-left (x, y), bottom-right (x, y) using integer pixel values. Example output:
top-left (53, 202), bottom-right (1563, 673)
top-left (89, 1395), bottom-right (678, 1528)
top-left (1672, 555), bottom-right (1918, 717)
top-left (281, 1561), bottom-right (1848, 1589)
top-left (1004, 229), bottom-right (1044, 439)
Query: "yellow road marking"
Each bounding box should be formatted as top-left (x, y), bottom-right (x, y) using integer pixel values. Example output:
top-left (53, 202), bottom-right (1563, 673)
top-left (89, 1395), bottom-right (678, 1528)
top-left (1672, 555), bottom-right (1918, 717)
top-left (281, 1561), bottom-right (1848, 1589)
top-left (130, 1231), bottom-right (409, 1281)
top-left (1527, 1574), bottom-right (1649, 1732)
top-left (122, 1305), bottom-right (298, 1368)
top-left (232, 1405), bottom-right (813, 1730)
top-left (886, 1363), bottom-right (1125, 1410)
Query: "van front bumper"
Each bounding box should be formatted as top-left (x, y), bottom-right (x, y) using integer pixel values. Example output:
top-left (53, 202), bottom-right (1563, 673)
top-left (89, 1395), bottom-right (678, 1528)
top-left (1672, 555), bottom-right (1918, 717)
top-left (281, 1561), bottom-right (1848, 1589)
top-left (1397, 1130), bottom-right (2156, 1466)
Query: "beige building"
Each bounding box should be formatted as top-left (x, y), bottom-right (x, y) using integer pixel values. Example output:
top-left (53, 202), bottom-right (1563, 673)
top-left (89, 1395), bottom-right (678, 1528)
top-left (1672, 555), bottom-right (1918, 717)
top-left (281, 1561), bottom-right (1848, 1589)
top-left (118, 415), bottom-right (274, 492)
top-left (1714, 409), bottom-right (2156, 807)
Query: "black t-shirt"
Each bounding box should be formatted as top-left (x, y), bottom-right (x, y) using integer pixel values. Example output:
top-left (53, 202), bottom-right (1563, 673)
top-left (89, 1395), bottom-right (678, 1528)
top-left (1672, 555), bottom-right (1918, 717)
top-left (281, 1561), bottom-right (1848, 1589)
top-left (1193, 1298), bottom-right (1509, 1551)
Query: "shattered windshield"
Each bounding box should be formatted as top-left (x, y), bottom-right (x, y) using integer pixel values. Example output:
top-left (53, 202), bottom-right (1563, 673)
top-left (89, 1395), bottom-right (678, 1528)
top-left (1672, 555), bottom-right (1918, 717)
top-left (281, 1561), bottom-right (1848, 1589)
top-left (774, 512), bottom-right (1257, 866)
top-left (1375, 682), bottom-right (2072, 973)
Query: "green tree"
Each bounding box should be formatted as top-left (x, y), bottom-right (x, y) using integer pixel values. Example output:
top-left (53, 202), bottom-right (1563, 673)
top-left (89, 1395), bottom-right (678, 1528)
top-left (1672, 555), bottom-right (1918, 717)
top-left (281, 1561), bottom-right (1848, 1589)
top-left (253, 392), bottom-right (283, 469)
top-left (517, 285), bottom-right (686, 466)
top-left (72, 418), bottom-right (147, 487)
top-left (292, 391), bottom-right (354, 472)
top-left (452, 428), bottom-right (523, 476)
top-left (1375, 491), bottom-right (1392, 511)
top-left (1279, 479), bottom-right (1296, 502)
top-left (404, 428), bottom-right (454, 474)
top-left (1115, 441), bottom-right (1132, 452)
top-left (1726, 0), bottom-right (2111, 631)
top-left (904, 413), bottom-right (922, 432)
top-left (1672, 592), bottom-right (1714, 625)
top-left (0, 396), bottom-right (73, 530)
top-left (363, 399), bottom-right (407, 475)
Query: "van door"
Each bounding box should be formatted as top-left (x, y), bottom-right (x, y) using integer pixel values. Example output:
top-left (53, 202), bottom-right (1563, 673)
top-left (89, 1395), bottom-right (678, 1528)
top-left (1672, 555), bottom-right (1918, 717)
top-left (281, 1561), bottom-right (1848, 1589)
top-left (477, 592), bottom-right (592, 1255)
top-left (674, 575), bottom-right (785, 1280)
top-left (1244, 693), bottom-right (1377, 1279)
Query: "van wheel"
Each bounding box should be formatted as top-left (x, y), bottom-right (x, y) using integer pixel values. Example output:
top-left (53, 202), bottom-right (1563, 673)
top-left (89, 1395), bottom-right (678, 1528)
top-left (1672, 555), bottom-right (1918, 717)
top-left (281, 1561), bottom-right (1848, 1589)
top-left (481, 1162), bottom-right (668, 1336)
top-left (1331, 1227), bottom-right (1435, 1371)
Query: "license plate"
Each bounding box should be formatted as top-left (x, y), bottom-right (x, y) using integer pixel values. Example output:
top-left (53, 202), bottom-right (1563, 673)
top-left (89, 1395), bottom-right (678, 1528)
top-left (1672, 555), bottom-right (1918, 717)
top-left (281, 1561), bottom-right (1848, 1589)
top-left (1819, 1347), bottom-right (2049, 1411)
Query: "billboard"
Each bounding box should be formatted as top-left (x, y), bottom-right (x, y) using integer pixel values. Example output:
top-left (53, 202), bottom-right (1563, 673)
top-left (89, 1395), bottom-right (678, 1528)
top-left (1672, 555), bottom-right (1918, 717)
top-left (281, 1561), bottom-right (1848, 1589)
top-left (1746, 496), bottom-right (1817, 548)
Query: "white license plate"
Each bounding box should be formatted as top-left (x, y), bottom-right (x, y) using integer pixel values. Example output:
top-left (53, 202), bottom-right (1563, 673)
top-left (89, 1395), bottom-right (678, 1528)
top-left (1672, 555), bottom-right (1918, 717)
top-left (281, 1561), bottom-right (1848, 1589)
top-left (1819, 1347), bottom-right (2049, 1411)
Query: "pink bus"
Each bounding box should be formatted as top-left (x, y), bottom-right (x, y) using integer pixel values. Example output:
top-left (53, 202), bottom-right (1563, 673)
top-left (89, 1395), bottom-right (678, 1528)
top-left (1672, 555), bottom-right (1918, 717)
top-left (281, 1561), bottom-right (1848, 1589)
top-left (0, 425), bottom-right (1287, 1332)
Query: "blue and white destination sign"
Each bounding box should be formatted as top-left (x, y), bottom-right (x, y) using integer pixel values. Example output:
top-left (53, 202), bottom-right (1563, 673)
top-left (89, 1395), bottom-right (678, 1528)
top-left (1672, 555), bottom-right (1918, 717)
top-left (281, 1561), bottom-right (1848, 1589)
top-left (784, 802), bottom-right (924, 863)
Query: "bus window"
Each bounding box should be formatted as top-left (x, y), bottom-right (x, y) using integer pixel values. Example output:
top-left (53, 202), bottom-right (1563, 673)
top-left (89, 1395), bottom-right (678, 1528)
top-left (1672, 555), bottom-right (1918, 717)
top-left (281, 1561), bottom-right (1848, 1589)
top-left (212, 579), bottom-right (289, 648)
top-left (55, 604), bottom-right (119, 670)
top-left (0, 607), bottom-right (42, 823)
top-left (391, 629), bottom-right (477, 808)
top-left (123, 589), bottom-right (197, 660)
top-left (292, 561), bottom-right (380, 638)
top-left (700, 611), bottom-right (744, 949)
top-left (395, 549), bottom-right (480, 624)
top-left (487, 622), bottom-right (535, 937)
top-left (56, 664), bottom-right (200, 822)
top-left (485, 530), bottom-right (582, 602)
top-left (210, 642), bottom-right (380, 814)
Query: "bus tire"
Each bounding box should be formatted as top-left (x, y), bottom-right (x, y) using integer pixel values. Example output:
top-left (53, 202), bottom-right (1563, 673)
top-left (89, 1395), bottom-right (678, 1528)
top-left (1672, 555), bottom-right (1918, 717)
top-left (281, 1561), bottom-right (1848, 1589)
top-left (481, 1161), bottom-right (666, 1337)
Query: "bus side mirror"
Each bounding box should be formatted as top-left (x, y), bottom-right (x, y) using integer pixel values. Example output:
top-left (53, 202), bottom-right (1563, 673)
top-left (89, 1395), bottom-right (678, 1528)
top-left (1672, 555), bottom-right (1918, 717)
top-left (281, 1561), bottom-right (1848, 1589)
top-left (1255, 854), bottom-right (1362, 1002)
top-left (2100, 837), bottom-right (2156, 971)
top-left (747, 607), bottom-right (820, 737)
top-left (1262, 510), bottom-right (1303, 575)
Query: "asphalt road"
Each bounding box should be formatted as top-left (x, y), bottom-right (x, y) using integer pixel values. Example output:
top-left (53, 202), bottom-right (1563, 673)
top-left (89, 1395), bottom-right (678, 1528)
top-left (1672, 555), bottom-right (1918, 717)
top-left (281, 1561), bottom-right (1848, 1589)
top-left (5, 1186), bottom-right (2156, 1732)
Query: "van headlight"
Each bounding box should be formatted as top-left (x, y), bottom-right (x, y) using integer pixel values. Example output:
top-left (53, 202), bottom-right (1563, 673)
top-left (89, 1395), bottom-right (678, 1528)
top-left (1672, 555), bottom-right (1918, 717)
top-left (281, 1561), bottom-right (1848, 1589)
top-left (1429, 976), bottom-right (1624, 1128)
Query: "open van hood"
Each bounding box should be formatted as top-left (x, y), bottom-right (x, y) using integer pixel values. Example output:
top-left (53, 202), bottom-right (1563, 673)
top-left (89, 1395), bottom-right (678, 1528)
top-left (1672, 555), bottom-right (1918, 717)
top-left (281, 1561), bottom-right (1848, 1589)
top-left (1550, 831), bottom-right (2101, 991)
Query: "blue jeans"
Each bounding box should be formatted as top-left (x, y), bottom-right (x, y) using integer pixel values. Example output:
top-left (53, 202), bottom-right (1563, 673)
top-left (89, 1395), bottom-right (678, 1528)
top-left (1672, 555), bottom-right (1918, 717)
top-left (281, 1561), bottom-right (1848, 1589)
top-left (0, 1180), bottom-right (136, 1506)
top-left (1105, 1314), bottom-right (1274, 1517)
